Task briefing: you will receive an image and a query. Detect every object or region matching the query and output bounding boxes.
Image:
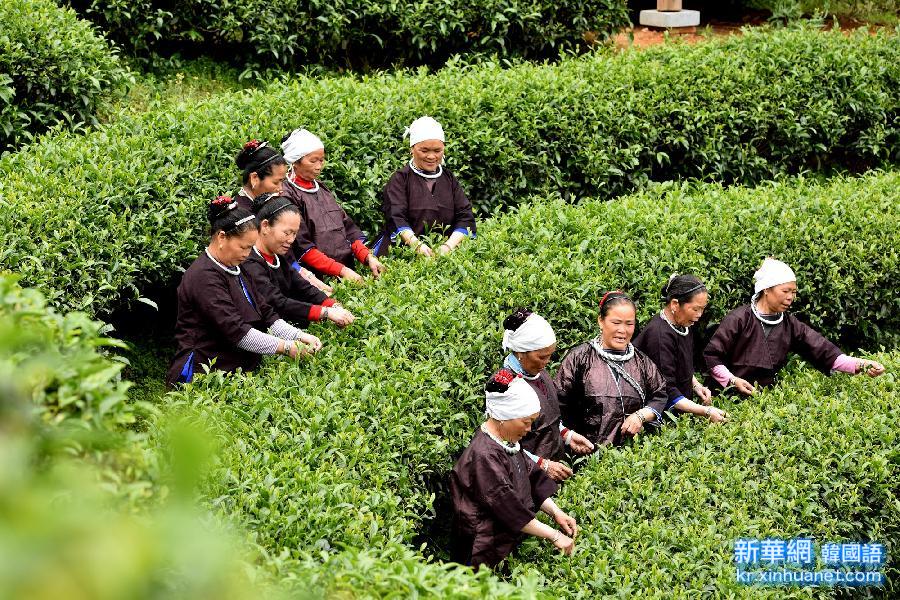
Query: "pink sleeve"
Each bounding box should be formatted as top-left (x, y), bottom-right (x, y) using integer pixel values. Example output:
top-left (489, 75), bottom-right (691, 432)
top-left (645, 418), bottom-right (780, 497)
top-left (711, 365), bottom-right (734, 388)
top-left (831, 354), bottom-right (859, 374)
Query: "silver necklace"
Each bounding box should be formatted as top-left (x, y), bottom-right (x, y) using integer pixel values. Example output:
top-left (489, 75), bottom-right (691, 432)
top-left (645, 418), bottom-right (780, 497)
top-left (253, 246), bottom-right (280, 269)
top-left (590, 338), bottom-right (635, 362)
top-left (205, 248), bottom-right (240, 275)
top-left (750, 292), bottom-right (784, 326)
top-left (409, 159), bottom-right (442, 179)
top-left (660, 309), bottom-right (689, 337)
top-left (480, 423), bottom-right (520, 454)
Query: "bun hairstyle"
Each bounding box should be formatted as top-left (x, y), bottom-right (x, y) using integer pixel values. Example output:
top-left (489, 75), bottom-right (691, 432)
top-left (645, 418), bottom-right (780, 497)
top-left (208, 195), bottom-right (258, 237)
top-left (502, 307), bottom-right (533, 332)
top-left (599, 290), bottom-right (635, 319)
top-left (252, 192), bottom-right (299, 225)
top-left (485, 368), bottom-right (518, 393)
top-left (661, 274), bottom-right (707, 305)
top-left (236, 139), bottom-right (287, 184)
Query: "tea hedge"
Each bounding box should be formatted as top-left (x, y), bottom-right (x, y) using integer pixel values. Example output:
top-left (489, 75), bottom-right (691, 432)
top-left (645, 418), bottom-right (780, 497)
top-left (70, 0), bottom-right (629, 71)
top-left (1, 27), bottom-right (898, 316)
top-left (161, 172), bottom-right (898, 594)
top-left (0, 0), bottom-right (130, 152)
top-left (513, 353), bottom-right (900, 597)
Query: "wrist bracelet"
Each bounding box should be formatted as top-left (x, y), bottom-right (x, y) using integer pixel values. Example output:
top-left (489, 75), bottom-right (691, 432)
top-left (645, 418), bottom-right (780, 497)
top-left (637, 411), bottom-right (647, 424)
top-left (704, 406), bottom-right (712, 418)
top-left (321, 307), bottom-right (329, 320)
top-left (551, 530), bottom-right (562, 544)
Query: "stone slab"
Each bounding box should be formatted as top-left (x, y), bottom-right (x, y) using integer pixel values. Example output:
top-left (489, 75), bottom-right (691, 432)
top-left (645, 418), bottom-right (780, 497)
top-left (639, 9), bottom-right (700, 28)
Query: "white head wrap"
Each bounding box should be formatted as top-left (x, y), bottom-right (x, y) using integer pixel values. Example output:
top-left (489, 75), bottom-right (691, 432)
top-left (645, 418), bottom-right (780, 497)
top-left (753, 258), bottom-right (797, 294)
top-left (502, 313), bottom-right (556, 353)
top-left (405, 116), bottom-right (444, 147)
top-left (485, 376), bottom-right (541, 422)
top-left (281, 128), bottom-right (324, 164)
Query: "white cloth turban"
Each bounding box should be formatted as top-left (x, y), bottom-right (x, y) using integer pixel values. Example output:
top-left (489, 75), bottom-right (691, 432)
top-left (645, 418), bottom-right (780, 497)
top-left (405, 116), bottom-right (444, 147)
top-left (485, 376), bottom-right (541, 421)
top-left (754, 258), bottom-right (797, 293)
top-left (281, 128), bottom-right (324, 164)
top-left (502, 313), bottom-right (556, 353)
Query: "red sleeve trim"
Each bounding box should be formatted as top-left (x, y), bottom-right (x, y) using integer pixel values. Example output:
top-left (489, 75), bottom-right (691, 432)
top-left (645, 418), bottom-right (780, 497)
top-left (560, 427), bottom-right (570, 438)
top-left (322, 298), bottom-right (337, 307)
top-left (301, 248), bottom-right (344, 277)
top-left (351, 239), bottom-right (370, 264)
top-left (308, 305), bottom-right (323, 321)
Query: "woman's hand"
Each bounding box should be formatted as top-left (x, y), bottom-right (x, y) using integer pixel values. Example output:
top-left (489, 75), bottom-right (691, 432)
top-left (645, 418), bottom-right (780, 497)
top-left (437, 243), bottom-right (452, 256)
top-left (568, 431), bottom-right (595, 455)
top-left (340, 267), bottom-right (364, 284)
top-left (730, 377), bottom-right (756, 396)
top-left (553, 509), bottom-right (578, 538)
top-left (621, 413), bottom-right (645, 436)
top-left (367, 255), bottom-right (386, 279)
top-left (544, 460), bottom-right (573, 481)
top-left (552, 532), bottom-right (575, 555)
top-left (416, 243), bottom-right (434, 258)
top-left (859, 360), bottom-right (886, 377)
top-left (706, 406), bottom-right (728, 423)
top-left (299, 332), bottom-right (322, 353)
top-left (327, 306), bottom-right (355, 328)
top-left (693, 382), bottom-right (713, 405)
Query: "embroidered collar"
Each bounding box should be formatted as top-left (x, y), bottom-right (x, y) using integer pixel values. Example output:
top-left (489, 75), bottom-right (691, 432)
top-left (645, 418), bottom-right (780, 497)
top-left (205, 248), bottom-right (240, 275)
top-left (409, 159), bottom-right (442, 179)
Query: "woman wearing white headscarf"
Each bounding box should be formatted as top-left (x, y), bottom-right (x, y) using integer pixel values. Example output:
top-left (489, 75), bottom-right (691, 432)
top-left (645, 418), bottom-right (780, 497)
top-left (501, 308), bottom-right (594, 482)
top-left (704, 258), bottom-right (885, 396)
top-left (450, 369), bottom-right (578, 570)
top-left (280, 128), bottom-right (385, 282)
top-left (372, 116), bottom-right (476, 257)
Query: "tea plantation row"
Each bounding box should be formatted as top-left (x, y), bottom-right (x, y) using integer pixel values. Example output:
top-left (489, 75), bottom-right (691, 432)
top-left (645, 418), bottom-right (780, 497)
top-left (1, 27), bottom-right (898, 316)
top-left (0, 0), bottom-right (129, 151)
top-left (5, 170), bottom-right (897, 597)
top-left (71, 0), bottom-right (629, 71)
top-left (166, 172), bottom-right (898, 594)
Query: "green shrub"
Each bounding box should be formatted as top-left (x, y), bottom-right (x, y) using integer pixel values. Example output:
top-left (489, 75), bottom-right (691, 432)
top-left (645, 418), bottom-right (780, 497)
top-left (163, 173), bottom-right (898, 594)
top-left (512, 353), bottom-right (900, 597)
top-left (70, 0), bottom-right (629, 72)
top-left (1, 27), bottom-right (898, 317)
top-left (0, 0), bottom-right (130, 152)
top-left (0, 273), bottom-right (133, 431)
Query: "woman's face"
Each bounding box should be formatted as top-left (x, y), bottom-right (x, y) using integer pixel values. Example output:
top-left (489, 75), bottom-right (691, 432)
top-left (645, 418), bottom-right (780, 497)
top-left (293, 149), bottom-right (325, 181)
top-left (215, 228), bottom-right (258, 266)
top-left (411, 140), bottom-right (444, 172)
top-left (516, 344), bottom-right (556, 376)
top-left (249, 163), bottom-right (288, 195)
top-left (762, 282), bottom-right (798, 312)
top-left (499, 412), bottom-right (539, 442)
top-left (258, 211), bottom-right (301, 256)
top-left (599, 303), bottom-right (636, 351)
top-left (670, 291), bottom-right (708, 327)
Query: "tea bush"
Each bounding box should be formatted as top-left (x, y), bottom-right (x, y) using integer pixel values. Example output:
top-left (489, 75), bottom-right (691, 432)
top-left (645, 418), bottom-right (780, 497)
top-left (70, 0), bottom-right (629, 71)
top-left (0, 0), bottom-right (130, 152)
top-left (164, 172), bottom-right (898, 594)
top-left (514, 353), bottom-right (900, 597)
top-left (0, 273), bottom-right (132, 431)
top-left (1, 27), bottom-right (897, 316)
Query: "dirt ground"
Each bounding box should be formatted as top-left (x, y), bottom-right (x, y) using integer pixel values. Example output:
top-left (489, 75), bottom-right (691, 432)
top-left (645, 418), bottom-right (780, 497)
top-left (608, 15), bottom-right (880, 49)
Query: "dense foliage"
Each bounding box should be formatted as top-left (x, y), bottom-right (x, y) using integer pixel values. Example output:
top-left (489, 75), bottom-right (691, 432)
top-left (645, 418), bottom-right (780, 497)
top-left (0, 0), bottom-right (129, 152)
top-left (163, 173), bottom-right (899, 595)
top-left (1, 27), bottom-right (897, 316)
top-left (69, 0), bottom-right (629, 72)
